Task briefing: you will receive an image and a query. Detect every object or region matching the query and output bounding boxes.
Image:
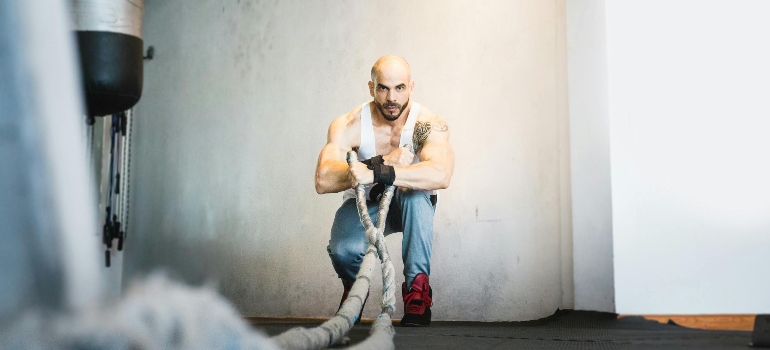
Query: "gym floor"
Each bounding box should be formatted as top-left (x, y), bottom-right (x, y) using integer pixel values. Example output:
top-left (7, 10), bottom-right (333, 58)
top-left (250, 310), bottom-right (753, 349)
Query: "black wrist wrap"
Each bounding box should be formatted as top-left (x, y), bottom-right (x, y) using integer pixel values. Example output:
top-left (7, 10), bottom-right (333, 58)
top-left (373, 163), bottom-right (396, 186)
top-left (362, 155), bottom-right (384, 170)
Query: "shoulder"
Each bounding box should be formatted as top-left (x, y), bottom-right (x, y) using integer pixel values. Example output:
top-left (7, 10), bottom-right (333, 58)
top-left (415, 105), bottom-right (449, 132)
top-left (327, 104), bottom-right (364, 147)
top-left (412, 105), bottom-right (450, 154)
top-left (331, 104), bottom-right (363, 129)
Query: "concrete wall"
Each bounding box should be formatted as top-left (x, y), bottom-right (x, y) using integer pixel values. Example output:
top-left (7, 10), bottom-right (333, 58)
top-left (607, 0), bottom-right (770, 314)
top-left (565, 0), bottom-right (615, 312)
top-left (125, 0), bottom-right (571, 321)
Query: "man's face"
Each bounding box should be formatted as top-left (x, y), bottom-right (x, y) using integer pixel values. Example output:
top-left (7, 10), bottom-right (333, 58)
top-left (369, 71), bottom-right (414, 121)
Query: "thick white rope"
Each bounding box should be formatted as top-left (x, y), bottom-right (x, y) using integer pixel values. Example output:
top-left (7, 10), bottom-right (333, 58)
top-left (367, 184), bottom-right (397, 318)
top-left (2, 274), bottom-right (282, 350)
top-left (270, 151), bottom-right (396, 350)
top-left (2, 149), bottom-right (397, 350)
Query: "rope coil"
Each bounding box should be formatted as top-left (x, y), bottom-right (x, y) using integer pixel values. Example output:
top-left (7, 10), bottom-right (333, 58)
top-left (270, 151), bottom-right (396, 349)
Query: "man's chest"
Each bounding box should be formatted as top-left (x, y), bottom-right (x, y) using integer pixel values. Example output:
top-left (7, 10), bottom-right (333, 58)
top-left (372, 124), bottom-right (408, 155)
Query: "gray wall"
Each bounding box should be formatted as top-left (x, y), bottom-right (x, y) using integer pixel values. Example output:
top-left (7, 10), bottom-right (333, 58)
top-left (565, 0), bottom-right (615, 312)
top-left (126, 0), bottom-right (572, 321)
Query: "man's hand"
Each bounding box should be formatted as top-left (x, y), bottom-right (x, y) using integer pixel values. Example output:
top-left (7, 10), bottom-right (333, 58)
top-left (348, 162), bottom-right (374, 187)
top-left (383, 146), bottom-right (414, 168)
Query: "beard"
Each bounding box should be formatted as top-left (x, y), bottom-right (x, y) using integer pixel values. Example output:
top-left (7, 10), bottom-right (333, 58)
top-left (375, 98), bottom-right (409, 121)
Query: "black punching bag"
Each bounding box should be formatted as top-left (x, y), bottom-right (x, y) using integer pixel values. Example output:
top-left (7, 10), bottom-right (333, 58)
top-left (71, 0), bottom-right (144, 117)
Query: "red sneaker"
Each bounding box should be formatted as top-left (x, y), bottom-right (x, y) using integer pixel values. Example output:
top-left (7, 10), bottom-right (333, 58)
top-left (339, 280), bottom-right (368, 324)
top-left (400, 273), bottom-right (433, 327)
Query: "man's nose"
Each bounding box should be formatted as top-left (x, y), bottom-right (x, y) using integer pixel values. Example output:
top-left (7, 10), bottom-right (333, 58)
top-left (386, 90), bottom-right (397, 102)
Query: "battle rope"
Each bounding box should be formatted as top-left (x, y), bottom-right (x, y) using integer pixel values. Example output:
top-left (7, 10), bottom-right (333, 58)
top-left (270, 151), bottom-right (396, 350)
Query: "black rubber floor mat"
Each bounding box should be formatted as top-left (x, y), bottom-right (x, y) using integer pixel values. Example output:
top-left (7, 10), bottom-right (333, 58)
top-left (254, 310), bottom-right (752, 349)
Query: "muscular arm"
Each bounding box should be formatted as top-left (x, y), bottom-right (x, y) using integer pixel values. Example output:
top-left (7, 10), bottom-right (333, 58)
top-left (315, 115), bottom-right (355, 194)
top-left (393, 118), bottom-right (454, 191)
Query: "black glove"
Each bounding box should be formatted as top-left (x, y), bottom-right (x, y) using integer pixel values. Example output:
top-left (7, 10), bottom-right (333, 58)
top-left (361, 155), bottom-right (384, 170)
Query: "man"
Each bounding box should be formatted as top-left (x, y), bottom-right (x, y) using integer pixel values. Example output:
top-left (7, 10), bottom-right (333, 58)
top-left (315, 56), bottom-right (454, 327)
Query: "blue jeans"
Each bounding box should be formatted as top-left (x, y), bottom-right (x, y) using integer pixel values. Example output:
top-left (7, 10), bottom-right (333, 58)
top-left (327, 189), bottom-right (435, 288)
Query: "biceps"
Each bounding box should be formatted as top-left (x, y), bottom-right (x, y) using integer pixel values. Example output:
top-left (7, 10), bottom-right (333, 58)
top-left (419, 141), bottom-right (453, 169)
top-left (319, 143), bottom-right (345, 165)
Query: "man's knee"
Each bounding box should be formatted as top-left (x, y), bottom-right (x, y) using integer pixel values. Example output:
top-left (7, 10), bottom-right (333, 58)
top-left (327, 240), bottom-right (365, 267)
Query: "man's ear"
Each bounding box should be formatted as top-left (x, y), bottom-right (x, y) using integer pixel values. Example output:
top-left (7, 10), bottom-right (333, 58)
top-left (368, 81), bottom-right (375, 97)
top-left (409, 80), bottom-right (415, 94)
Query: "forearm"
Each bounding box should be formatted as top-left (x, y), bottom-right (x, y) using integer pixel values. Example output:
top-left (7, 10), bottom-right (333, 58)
top-left (315, 160), bottom-right (351, 194)
top-left (393, 161), bottom-right (450, 191)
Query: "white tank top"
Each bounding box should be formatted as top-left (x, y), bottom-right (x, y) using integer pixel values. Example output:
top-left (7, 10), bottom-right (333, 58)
top-left (342, 101), bottom-right (424, 201)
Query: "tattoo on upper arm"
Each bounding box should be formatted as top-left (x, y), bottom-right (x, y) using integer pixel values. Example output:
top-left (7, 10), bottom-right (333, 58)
top-left (413, 121), bottom-right (449, 154)
top-left (432, 121), bottom-right (448, 132)
top-left (413, 122), bottom-right (431, 155)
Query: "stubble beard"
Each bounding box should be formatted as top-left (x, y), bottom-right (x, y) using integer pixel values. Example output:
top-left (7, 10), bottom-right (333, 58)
top-left (375, 98), bottom-right (410, 122)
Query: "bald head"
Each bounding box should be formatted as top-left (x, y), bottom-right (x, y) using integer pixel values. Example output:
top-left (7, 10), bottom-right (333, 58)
top-left (368, 56), bottom-right (414, 121)
top-left (371, 55), bottom-right (411, 83)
